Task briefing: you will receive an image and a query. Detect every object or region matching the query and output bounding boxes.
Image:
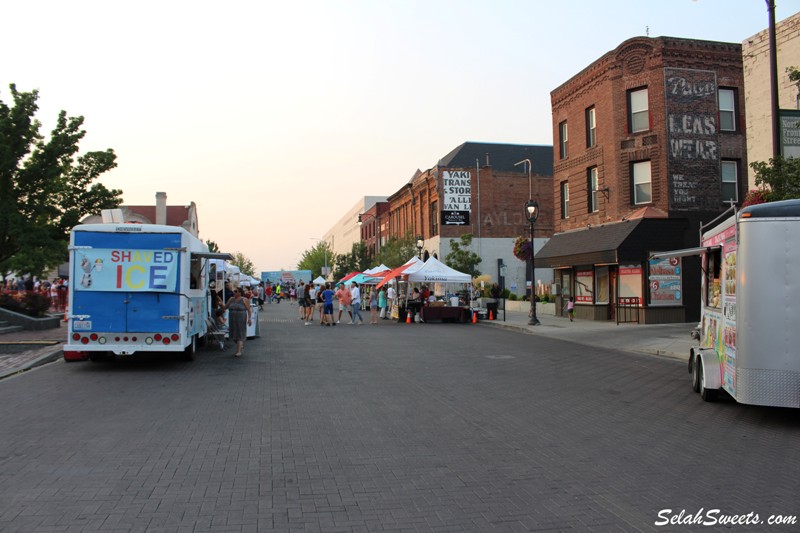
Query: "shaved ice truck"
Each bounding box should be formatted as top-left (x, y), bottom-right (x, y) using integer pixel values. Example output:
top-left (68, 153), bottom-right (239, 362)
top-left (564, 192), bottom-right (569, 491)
top-left (651, 200), bottom-right (800, 407)
top-left (64, 223), bottom-right (227, 362)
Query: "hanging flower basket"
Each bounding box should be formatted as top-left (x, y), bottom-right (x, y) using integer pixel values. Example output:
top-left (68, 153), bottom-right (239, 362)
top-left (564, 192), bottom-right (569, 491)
top-left (513, 236), bottom-right (532, 262)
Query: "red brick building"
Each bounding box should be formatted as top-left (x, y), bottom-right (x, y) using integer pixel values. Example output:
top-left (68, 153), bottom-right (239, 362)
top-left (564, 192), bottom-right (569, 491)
top-left (384, 142), bottom-right (553, 295)
top-left (538, 36), bottom-right (747, 323)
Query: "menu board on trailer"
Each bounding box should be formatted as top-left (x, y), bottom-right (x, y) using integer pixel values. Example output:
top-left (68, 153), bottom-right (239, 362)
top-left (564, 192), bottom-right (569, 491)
top-left (648, 257), bottom-right (682, 306)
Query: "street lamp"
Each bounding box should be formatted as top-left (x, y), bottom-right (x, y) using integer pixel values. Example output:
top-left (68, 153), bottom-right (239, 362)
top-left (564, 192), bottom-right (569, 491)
top-left (357, 213), bottom-right (381, 256)
top-left (525, 200), bottom-right (541, 326)
top-left (416, 236), bottom-right (424, 259)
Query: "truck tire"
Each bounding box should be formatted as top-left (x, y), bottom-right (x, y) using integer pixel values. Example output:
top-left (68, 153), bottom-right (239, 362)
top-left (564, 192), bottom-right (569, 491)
top-left (691, 354), bottom-right (701, 393)
top-left (698, 358), bottom-right (718, 402)
top-left (182, 335), bottom-right (196, 361)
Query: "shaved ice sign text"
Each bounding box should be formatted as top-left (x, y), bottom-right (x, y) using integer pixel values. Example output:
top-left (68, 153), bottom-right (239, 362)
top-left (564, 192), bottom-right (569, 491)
top-left (75, 249), bottom-right (179, 292)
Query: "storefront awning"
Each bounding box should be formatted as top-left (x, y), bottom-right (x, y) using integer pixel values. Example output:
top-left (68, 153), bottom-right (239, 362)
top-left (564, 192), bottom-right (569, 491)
top-left (649, 246), bottom-right (719, 260)
top-left (535, 218), bottom-right (690, 268)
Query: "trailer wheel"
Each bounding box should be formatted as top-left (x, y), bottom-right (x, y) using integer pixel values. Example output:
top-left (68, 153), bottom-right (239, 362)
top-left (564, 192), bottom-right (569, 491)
top-left (182, 335), bottom-right (196, 361)
top-left (691, 354), bottom-right (701, 393)
top-left (698, 358), bottom-right (718, 402)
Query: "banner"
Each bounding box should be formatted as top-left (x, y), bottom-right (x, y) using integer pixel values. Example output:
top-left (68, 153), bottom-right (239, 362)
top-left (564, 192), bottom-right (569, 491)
top-left (648, 257), bottom-right (682, 306)
top-left (441, 170), bottom-right (471, 225)
top-left (74, 249), bottom-right (179, 292)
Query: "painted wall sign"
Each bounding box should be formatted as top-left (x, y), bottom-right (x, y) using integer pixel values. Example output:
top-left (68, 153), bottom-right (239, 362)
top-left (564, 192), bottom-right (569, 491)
top-left (442, 170), bottom-right (472, 225)
top-left (664, 68), bottom-right (721, 210)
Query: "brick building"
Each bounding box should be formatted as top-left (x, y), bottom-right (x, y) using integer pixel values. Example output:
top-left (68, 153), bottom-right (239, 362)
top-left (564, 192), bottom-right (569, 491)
top-left (358, 200), bottom-right (390, 258)
top-left (384, 142), bottom-right (553, 296)
top-left (538, 36), bottom-right (747, 323)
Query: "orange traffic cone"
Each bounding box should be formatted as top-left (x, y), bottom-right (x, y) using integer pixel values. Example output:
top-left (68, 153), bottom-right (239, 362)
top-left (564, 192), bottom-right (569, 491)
top-left (62, 306), bottom-right (69, 322)
top-left (489, 309), bottom-right (494, 320)
top-left (406, 312), bottom-right (412, 324)
top-left (472, 311), bottom-right (477, 324)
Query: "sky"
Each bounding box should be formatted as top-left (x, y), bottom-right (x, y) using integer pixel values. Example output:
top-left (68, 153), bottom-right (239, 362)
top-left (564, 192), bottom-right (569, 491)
top-left (3, 0), bottom-right (796, 272)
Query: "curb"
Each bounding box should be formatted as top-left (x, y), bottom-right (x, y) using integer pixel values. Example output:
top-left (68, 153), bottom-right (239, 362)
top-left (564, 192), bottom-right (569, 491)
top-left (0, 345), bottom-right (64, 381)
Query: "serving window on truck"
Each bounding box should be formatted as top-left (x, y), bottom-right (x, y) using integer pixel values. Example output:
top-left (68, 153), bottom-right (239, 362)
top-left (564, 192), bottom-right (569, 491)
top-left (704, 248), bottom-right (722, 309)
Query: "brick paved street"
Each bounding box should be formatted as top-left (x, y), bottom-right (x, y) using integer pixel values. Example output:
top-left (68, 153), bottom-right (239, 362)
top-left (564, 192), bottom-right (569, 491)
top-left (1, 302), bottom-right (799, 532)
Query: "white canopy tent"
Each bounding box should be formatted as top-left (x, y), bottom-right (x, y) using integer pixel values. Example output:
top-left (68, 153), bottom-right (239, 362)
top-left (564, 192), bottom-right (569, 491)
top-left (406, 257), bottom-right (471, 284)
top-left (312, 275), bottom-right (327, 285)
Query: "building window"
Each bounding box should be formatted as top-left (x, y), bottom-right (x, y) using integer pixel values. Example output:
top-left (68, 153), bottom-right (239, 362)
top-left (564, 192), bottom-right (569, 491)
top-left (721, 160), bottom-right (739, 203)
top-left (560, 181), bottom-right (570, 219)
top-left (588, 166), bottom-right (599, 213)
top-left (559, 121), bottom-right (568, 159)
top-left (585, 106), bottom-right (596, 148)
top-left (429, 200), bottom-right (439, 237)
top-left (719, 88), bottom-right (737, 132)
top-left (632, 160), bottom-right (652, 205)
top-left (628, 87), bottom-right (649, 133)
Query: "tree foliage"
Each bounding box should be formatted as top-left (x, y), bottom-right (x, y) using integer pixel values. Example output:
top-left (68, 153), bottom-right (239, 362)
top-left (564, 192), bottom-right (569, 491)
top-left (205, 240), bottom-right (220, 253)
top-left (297, 240), bottom-right (333, 278)
top-left (0, 84), bottom-right (122, 276)
top-left (229, 251), bottom-right (255, 277)
top-left (745, 156), bottom-right (800, 206)
top-left (376, 232), bottom-right (417, 269)
top-left (444, 233), bottom-right (481, 278)
top-left (331, 241), bottom-right (372, 280)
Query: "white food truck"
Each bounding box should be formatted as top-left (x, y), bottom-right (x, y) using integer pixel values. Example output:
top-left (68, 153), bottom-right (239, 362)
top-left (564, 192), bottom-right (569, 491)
top-left (651, 199), bottom-right (800, 407)
top-left (64, 223), bottom-right (230, 362)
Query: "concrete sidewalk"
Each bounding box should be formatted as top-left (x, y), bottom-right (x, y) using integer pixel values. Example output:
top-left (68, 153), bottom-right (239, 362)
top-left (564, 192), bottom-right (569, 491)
top-left (0, 320), bottom-right (67, 380)
top-left (477, 307), bottom-right (696, 361)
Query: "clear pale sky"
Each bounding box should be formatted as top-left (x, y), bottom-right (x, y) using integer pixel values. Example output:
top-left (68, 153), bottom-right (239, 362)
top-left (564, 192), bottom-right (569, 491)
top-left (3, 0), bottom-right (796, 272)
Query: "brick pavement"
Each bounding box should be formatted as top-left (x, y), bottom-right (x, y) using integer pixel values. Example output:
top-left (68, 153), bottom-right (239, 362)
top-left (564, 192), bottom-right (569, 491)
top-left (1, 303), bottom-right (799, 532)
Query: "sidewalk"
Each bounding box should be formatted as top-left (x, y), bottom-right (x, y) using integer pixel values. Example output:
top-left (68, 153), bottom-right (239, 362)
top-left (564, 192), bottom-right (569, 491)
top-left (477, 308), bottom-right (696, 361)
top-left (0, 320), bottom-right (67, 380)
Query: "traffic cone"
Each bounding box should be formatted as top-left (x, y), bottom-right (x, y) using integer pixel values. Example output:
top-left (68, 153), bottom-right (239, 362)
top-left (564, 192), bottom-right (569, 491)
top-left (62, 306), bottom-right (69, 322)
top-left (472, 311), bottom-right (477, 324)
top-left (406, 312), bottom-right (411, 324)
top-left (489, 309), bottom-right (494, 320)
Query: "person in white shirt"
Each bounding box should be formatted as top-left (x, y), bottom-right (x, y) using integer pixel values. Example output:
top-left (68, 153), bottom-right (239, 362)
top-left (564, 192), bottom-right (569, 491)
top-left (349, 282), bottom-right (364, 324)
top-left (386, 284), bottom-right (396, 319)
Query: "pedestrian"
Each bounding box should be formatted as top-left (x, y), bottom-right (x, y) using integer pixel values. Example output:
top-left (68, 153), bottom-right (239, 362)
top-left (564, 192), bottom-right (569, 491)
top-left (265, 283), bottom-right (272, 304)
top-left (335, 283), bottom-right (352, 324)
top-left (350, 282), bottom-right (364, 324)
top-left (386, 283), bottom-right (396, 319)
top-left (304, 282), bottom-right (314, 325)
top-left (564, 296), bottom-right (575, 322)
top-left (289, 285), bottom-right (296, 305)
top-left (378, 286), bottom-right (387, 319)
top-left (224, 287), bottom-right (252, 357)
top-left (369, 287), bottom-right (379, 324)
top-left (316, 285), bottom-right (325, 322)
top-left (275, 283), bottom-right (282, 304)
top-left (321, 283), bottom-right (336, 326)
top-left (296, 281), bottom-right (306, 320)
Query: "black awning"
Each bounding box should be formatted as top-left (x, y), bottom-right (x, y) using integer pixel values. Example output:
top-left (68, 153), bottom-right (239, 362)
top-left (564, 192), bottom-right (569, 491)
top-left (536, 218), bottom-right (690, 268)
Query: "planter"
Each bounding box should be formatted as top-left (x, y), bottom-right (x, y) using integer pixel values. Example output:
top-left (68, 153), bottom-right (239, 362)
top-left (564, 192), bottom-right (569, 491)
top-left (0, 307), bottom-right (61, 331)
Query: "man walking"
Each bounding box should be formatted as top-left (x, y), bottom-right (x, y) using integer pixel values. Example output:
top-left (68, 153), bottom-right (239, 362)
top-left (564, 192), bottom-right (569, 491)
top-left (350, 282), bottom-right (364, 324)
top-left (335, 283), bottom-right (352, 324)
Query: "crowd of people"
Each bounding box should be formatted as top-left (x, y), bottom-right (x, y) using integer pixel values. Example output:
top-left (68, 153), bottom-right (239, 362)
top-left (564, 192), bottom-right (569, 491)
top-left (277, 280), bottom-right (399, 326)
top-left (1, 276), bottom-right (69, 312)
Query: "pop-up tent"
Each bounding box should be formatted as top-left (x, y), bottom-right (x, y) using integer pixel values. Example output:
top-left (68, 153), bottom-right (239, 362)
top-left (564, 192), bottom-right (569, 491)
top-left (374, 256), bottom-right (424, 289)
top-left (406, 257), bottom-right (471, 284)
top-left (312, 275), bottom-right (326, 285)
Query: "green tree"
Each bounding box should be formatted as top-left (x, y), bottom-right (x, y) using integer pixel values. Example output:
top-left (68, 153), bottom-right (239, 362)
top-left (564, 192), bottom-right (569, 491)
top-left (444, 233), bottom-right (481, 277)
top-left (747, 156), bottom-right (800, 205)
top-left (205, 240), bottom-right (220, 253)
top-left (230, 251), bottom-right (255, 277)
top-left (330, 242), bottom-right (371, 280)
top-left (0, 84), bottom-right (122, 276)
top-left (297, 240), bottom-right (332, 278)
top-left (377, 232), bottom-right (418, 268)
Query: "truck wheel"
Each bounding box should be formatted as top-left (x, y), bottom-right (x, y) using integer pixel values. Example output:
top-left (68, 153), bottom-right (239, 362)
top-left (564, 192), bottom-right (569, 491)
top-left (182, 336), bottom-right (196, 361)
top-left (691, 355), bottom-right (701, 393)
top-left (698, 358), bottom-right (718, 402)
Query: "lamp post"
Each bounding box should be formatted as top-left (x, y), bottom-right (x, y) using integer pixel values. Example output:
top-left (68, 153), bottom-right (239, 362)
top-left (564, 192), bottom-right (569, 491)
top-left (525, 200), bottom-right (540, 326)
top-left (416, 236), bottom-right (424, 259)
top-left (357, 213), bottom-right (381, 256)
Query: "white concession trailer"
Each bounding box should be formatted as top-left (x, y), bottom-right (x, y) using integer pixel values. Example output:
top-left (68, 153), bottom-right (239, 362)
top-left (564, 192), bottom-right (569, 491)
top-left (652, 199), bottom-right (800, 408)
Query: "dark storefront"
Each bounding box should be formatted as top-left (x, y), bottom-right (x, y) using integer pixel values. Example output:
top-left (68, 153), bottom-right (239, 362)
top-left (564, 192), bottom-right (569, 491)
top-left (536, 216), bottom-right (701, 324)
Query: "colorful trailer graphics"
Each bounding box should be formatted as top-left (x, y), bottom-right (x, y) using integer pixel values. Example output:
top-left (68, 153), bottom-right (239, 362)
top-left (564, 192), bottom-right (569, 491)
top-left (652, 200), bottom-right (800, 408)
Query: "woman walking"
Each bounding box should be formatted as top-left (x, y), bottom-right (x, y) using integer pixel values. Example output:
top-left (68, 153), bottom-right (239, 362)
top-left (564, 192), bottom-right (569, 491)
top-left (369, 288), bottom-right (379, 324)
top-left (225, 288), bottom-right (252, 357)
